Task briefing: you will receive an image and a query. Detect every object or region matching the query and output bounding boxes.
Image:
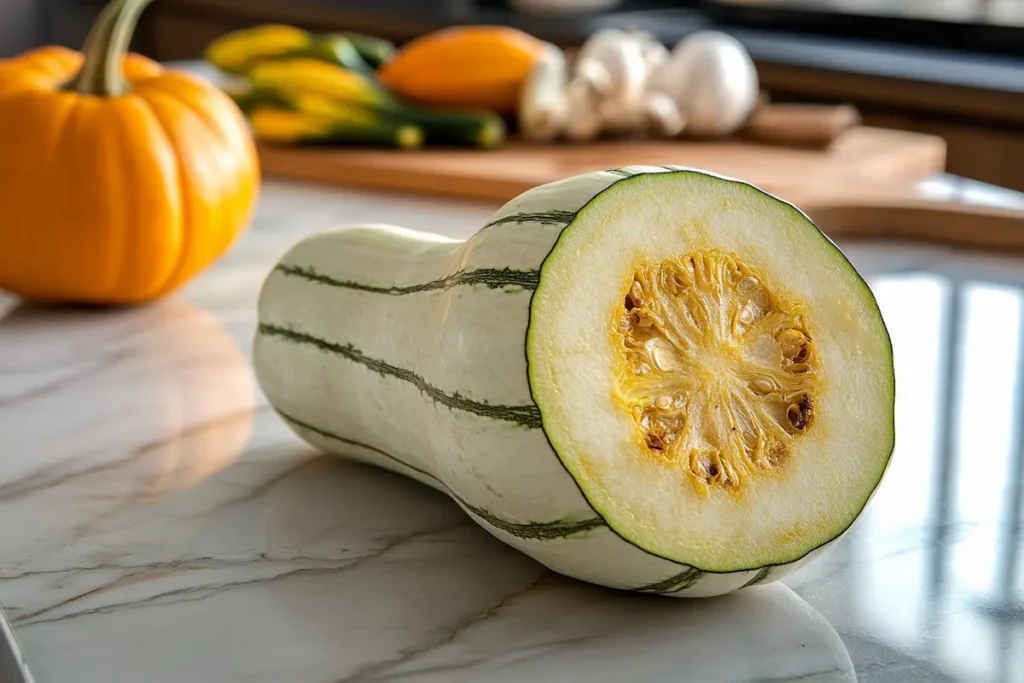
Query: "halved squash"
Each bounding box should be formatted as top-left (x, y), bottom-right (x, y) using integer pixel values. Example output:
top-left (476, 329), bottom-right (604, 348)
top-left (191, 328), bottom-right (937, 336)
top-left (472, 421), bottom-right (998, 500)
top-left (254, 166), bottom-right (894, 596)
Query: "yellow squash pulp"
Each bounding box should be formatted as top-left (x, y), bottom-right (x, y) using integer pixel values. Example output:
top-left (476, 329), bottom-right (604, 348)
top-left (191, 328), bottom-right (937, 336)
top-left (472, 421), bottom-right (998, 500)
top-left (613, 249), bottom-right (820, 494)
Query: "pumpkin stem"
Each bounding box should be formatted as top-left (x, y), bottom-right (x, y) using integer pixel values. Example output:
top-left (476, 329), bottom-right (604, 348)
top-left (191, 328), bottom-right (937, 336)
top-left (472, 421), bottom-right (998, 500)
top-left (68, 0), bottom-right (155, 96)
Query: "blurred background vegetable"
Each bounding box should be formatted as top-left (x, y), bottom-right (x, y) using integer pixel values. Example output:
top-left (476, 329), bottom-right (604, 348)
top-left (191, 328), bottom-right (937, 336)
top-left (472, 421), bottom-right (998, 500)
top-left (376, 25), bottom-right (547, 114)
top-left (206, 24), bottom-right (508, 149)
top-left (204, 24), bottom-right (393, 75)
top-left (200, 21), bottom-right (859, 151)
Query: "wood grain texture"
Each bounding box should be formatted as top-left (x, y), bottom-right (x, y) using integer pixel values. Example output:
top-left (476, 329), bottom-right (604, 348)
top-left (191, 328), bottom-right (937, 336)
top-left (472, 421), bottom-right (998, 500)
top-left (256, 125), bottom-right (1024, 256)
top-left (256, 126), bottom-right (947, 204)
top-left (740, 103), bottom-right (861, 149)
top-left (804, 193), bottom-right (1024, 254)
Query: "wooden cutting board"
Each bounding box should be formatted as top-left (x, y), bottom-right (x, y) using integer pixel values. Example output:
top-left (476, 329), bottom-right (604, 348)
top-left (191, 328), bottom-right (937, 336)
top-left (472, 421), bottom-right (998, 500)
top-left (256, 126), bottom-right (947, 205)
top-left (256, 126), bottom-right (1024, 255)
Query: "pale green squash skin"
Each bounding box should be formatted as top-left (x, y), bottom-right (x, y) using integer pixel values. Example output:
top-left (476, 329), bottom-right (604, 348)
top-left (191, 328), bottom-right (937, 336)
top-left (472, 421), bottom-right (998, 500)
top-left (253, 165), bottom-right (879, 596)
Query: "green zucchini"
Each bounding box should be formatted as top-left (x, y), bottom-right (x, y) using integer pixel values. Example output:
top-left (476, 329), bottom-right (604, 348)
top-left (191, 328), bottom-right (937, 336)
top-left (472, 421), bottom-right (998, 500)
top-left (230, 86), bottom-right (426, 148)
top-left (205, 24), bottom-right (376, 75)
top-left (282, 35), bottom-right (376, 76)
top-left (335, 31), bottom-right (396, 69)
top-left (247, 59), bottom-right (507, 148)
top-left (385, 101), bottom-right (506, 148)
top-left (246, 103), bottom-right (423, 149)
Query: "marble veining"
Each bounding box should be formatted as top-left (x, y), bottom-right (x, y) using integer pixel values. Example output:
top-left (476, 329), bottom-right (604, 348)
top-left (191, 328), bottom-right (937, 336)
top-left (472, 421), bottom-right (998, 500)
top-left (1, 178), bottom-right (1023, 682)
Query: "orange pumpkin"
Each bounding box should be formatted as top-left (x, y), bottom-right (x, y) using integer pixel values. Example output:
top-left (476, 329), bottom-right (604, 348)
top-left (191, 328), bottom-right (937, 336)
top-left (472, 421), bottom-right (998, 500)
top-left (0, 0), bottom-right (260, 304)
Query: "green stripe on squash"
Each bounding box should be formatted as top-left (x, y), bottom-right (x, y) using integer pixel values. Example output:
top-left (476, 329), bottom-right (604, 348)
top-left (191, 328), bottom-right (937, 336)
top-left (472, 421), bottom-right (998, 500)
top-left (278, 409), bottom-right (606, 540)
top-left (258, 323), bottom-right (544, 429)
top-left (481, 210), bottom-right (577, 232)
top-left (275, 263), bottom-right (539, 294)
top-left (636, 567), bottom-right (703, 594)
top-left (741, 567), bottom-right (772, 588)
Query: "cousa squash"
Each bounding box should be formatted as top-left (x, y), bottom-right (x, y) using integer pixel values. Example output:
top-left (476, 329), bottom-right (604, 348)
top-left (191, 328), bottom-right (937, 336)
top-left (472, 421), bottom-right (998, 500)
top-left (253, 166), bottom-right (896, 596)
top-left (0, 0), bottom-right (259, 304)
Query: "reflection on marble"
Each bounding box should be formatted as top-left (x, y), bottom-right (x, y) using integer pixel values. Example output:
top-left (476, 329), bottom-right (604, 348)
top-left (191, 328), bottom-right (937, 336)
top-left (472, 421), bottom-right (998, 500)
top-left (1, 179), bottom-right (1024, 682)
top-left (789, 241), bottom-right (1024, 683)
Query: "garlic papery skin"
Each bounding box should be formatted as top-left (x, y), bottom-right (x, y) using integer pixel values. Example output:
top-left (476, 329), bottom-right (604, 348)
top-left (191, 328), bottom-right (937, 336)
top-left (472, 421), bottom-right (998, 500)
top-left (658, 31), bottom-right (760, 138)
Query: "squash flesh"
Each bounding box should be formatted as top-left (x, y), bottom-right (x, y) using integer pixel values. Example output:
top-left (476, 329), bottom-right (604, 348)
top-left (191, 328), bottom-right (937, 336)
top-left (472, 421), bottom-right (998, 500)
top-left (614, 250), bottom-right (820, 494)
top-left (528, 171), bottom-right (894, 572)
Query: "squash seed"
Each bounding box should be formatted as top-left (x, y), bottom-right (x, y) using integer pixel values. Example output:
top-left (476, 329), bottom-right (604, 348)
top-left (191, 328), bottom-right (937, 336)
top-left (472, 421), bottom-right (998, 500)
top-left (615, 249), bottom-right (820, 493)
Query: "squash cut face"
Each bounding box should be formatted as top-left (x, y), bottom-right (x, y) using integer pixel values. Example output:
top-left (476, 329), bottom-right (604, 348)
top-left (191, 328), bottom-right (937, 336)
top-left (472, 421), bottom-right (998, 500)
top-left (528, 170), bottom-right (894, 573)
top-left (616, 250), bottom-right (820, 494)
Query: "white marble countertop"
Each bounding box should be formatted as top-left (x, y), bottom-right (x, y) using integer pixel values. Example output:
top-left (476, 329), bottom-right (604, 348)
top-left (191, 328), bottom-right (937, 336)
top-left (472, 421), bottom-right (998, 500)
top-left (3, 176), bottom-right (1024, 683)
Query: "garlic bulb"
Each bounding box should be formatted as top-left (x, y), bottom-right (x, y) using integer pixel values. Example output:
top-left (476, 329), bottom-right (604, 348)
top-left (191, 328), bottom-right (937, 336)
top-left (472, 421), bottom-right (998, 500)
top-left (633, 30), bottom-right (671, 92)
top-left (515, 29), bottom-right (759, 143)
top-left (567, 29), bottom-right (649, 139)
top-left (658, 31), bottom-right (759, 138)
top-left (518, 43), bottom-right (570, 143)
top-left (564, 78), bottom-right (604, 141)
top-left (643, 91), bottom-right (684, 138)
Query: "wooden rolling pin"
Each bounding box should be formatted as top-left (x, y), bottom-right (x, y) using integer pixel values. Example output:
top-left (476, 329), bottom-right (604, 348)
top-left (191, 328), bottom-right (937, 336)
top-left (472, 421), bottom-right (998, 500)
top-left (740, 103), bottom-right (862, 148)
